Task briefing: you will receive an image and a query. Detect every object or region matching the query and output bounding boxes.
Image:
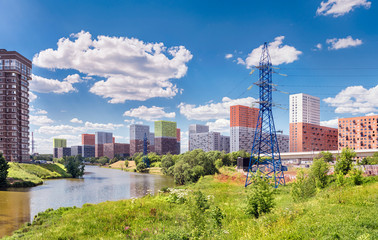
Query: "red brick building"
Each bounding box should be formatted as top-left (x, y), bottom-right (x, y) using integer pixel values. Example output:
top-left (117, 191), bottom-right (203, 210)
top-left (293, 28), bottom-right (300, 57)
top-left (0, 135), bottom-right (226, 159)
top-left (230, 105), bottom-right (259, 128)
top-left (82, 134), bottom-right (95, 145)
top-left (338, 115), bottom-right (378, 150)
top-left (289, 122), bottom-right (338, 152)
top-left (103, 143), bottom-right (130, 159)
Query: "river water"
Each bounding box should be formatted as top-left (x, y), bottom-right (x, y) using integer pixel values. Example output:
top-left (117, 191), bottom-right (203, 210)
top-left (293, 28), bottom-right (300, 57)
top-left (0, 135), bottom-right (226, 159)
top-left (0, 165), bottom-right (174, 238)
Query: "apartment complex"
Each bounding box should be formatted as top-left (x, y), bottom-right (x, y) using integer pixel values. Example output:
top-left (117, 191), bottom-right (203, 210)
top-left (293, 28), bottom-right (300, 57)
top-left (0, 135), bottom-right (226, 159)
top-left (176, 128), bottom-right (181, 154)
top-left (289, 93), bottom-right (338, 152)
top-left (95, 131), bottom-right (113, 157)
top-left (103, 143), bottom-right (130, 159)
top-left (338, 115), bottom-right (378, 150)
top-left (155, 121), bottom-right (179, 155)
top-left (53, 138), bottom-right (67, 148)
top-left (189, 124), bottom-right (230, 153)
top-left (82, 134), bottom-right (95, 145)
top-left (71, 145), bottom-right (95, 158)
top-left (129, 124), bottom-right (153, 156)
top-left (0, 50), bottom-right (32, 161)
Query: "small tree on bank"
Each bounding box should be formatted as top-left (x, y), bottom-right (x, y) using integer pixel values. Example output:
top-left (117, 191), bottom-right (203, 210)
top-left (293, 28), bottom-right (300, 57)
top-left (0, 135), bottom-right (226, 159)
top-left (335, 147), bottom-right (356, 175)
top-left (64, 155), bottom-right (85, 178)
top-left (0, 153), bottom-right (9, 187)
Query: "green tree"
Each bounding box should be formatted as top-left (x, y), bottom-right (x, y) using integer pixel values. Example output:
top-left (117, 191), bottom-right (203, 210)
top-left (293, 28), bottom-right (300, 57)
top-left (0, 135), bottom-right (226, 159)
top-left (310, 158), bottom-right (330, 188)
top-left (124, 160), bottom-right (129, 168)
top-left (291, 169), bottom-right (316, 201)
top-left (245, 173), bottom-right (275, 218)
top-left (173, 160), bottom-right (192, 185)
top-left (161, 154), bottom-right (175, 176)
top-left (335, 147), bottom-right (356, 175)
top-left (360, 152), bottom-right (378, 165)
top-left (64, 155), bottom-right (85, 178)
top-left (97, 156), bottom-right (109, 166)
top-left (0, 153), bottom-right (9, 187)
top-left (147, 152), bottom-right (161, 164)
top-left (315, 151), bottom-right (334, 162)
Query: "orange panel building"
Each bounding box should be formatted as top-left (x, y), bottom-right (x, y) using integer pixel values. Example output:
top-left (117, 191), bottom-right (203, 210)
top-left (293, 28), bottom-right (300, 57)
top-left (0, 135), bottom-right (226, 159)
top-left (230, 105), bottom-right (259, 128)
top-left (338, 115), bottom-right (378, 150)
top-left (289, 122), bottom-right (338, 152)
top-left (81, 134), bottom-right (95, 145)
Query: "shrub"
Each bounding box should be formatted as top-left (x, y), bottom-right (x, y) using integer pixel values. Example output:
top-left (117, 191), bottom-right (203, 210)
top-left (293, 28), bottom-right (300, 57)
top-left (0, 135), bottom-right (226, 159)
top-left (64, 156), bottom-right (85, 178)
top-left (335, 172), bottom-right (346, 187)
top-left (215, 159), bottom-right (223, 169)
top-left (310, 158), bottom-right (330, 188)
top-left (335, 147), bottom-right (356, 175)
top-left (0, 153), bottom-right (10, 187)
top-left (136, 162), bottom-right (149, 173)
top-left (349, 167), bottom-right (363, 185)
top-left (124, 160), bottom-right (129, 168)
top-left (245, 173), bottom-right (275, 218)
top-left (315, 151), bottom-right (334, 162)
top-left (211, 206), bottom-right (224, 228)
top-left (291, 169), bottom-right (316, 201)
top-left (161, 154), bottom-right (175, 176)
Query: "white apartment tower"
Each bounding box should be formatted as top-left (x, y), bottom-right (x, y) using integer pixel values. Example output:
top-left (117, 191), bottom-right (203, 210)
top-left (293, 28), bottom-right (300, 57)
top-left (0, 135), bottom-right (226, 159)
top-left (289, 93), bottom-right (320, 125)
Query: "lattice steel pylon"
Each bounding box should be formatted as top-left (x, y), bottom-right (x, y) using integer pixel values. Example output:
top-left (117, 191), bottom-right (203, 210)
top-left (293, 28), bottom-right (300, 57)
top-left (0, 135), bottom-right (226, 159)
top-left (245, 42), bottom-right (285, 188)
top-left (142, 133), bottom-right (150, 167)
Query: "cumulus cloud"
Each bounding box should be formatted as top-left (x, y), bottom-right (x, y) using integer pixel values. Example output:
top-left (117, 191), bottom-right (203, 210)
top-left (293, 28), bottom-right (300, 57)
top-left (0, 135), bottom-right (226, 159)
top-left (37, 121), bottom-right (124, 135)
top-left (64, 74), bottom-right (82, 84)
top-left (225, 54), bottom-right (233, 59)
top-left (180, 131), bottom-right (189, 153)
top-left (326, 36), bottom-right (362, 50)
top-left (242, 36), bottom-right (302, 67)
top-left (35, 109), bottom-right (48, 115)
top-left (33, 31), bottom-right (193, 103)
top-left (323, 85), bottom-right (378, 114)
top-left (320, 118), bottom-right (339, 128)
top-left (317, 0), bottom-right (371, 17)
top-left (70, 118), bottom-right (83, 124)
top-left (123, 105), bottom-right (175, 121)
top-left (179, 96), bottom-right (256, 121)
top-left (30, 115), bottom-right (54, 126)
top-left (29, 91), bottom-right (37, 102)
top-left (31, 74), bottom-right (76, 94)
top-left (206, 119), bottom-right (230, 134)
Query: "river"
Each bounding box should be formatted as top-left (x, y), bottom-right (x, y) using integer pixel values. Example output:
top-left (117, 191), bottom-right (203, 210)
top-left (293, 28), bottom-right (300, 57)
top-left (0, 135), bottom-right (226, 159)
top-left (0, 165), bottom-right (174, 238)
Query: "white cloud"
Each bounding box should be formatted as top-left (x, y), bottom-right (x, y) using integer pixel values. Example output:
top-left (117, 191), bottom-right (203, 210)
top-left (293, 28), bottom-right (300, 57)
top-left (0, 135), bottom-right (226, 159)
top-left (179, 96), bottom-right (256, 121)
top-left (70, 118), bottom-right (83, 124)
top-left (31, 74), bottom-right (76, 94)
top-left (366, 112), bottom-right (377, 116)
top-left (313, 43), bottom-right (323, 51)
top-left (29, 91), bottom-right (37, 102)
top-left (37, 121), bottom-right (124, 135)
top-left (326, 36), bottom-right (362, 50)
top-left (123, 105), bottom-right (175, 121)
top-left (64, 74), bottom-right (82, 84)
top-left (243, 36), bottom-right (302, 67)
top-left (323, 85), bottom-right (378, 114)
top-left (33, 31), bottom-right (193, 103)
top-left (35, 109), bottom-right (48, 115)
top-left (317, 0), bottom-right (371, 17)
top-left (180, 131), bottom-right (189, 153)
top-left (320, 118), bottom-right (339, 128)
top-left (30, 115), bottom-right (54, 126)
top-left (236, 57), bottom-right (245, 65)
top-left (206, 119), bottom-right (230, 134)
top-left (225, 54), bottom-right (233, 59)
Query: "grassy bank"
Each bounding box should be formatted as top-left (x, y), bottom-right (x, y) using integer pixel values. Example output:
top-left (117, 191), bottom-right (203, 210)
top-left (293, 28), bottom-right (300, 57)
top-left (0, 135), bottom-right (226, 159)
top-left (4, 170), bottom-right (377, 239)
top-left (107, 160), bottom-right (163, 175)
top-left (6, 163), bottom-right (71, 187)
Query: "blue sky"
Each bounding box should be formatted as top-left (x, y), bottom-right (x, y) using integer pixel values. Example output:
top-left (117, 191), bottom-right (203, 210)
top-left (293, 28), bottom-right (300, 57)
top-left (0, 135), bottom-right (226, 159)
top-left (1, 0), bottom-right (377, 153)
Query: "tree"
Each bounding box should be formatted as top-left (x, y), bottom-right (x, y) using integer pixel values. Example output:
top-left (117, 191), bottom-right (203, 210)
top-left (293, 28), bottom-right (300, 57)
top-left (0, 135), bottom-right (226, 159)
top-left (161, 154), bottom-right (175, 176)
top-left (360, 152), bottom-right (378, 165)
top-left (315, 151), bottom-right (334, 163)
top-left (291, 169), bottom-right (316, 201)
top-left (310, 158), bottom-right (329, 188)
top-left (335, 147), bottom-right (356, 175)
top-left (64, 155), bottom-right (85, 178)
top-left (136, 162), bottom-right (148, 173)
top-left (0, 153), bottom-right (9, 187)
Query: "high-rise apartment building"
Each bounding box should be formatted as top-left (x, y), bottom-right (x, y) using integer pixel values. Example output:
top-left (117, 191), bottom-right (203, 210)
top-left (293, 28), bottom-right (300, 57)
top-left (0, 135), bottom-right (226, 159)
top-left (289, 93), bottom-right (320, 125)
top-left (53, 138), bottom-right (67, 148)
top-left (103, 143), bottom-right (130, 159)
top-left (176, 128), bottom-right (181, 154)
top-left (95, 132), bottom-right (113, 157)
top-left (189, 124), bottom-right (209, 150)
top-left (189, 124), bottom-right (230, 153)
top-left (338, 115), bottom-right (378, 150)
top-left (289, 93), bottom-right (337, 152)
top-left (81, 134), bottom-right (95, 145)
top-left (130, 124), bottom-right (151, 156)
top-left (0, 49), bottom-right (32, 162)
top-left (71, 145), bottom-right (95, 158)
top-left (155, 120), bottom-right (179, 155)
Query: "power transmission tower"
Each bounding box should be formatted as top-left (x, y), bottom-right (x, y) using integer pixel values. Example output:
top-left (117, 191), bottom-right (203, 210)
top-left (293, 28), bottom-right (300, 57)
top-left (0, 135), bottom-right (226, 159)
top-left (245, 42), bottom-right (285, 188)
top-left (142, 133), bottom-right (149, 167)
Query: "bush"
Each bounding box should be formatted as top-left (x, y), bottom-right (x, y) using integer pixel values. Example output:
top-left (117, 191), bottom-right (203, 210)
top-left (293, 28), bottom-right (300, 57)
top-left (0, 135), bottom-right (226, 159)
top-left (136, 162), bottom-right (149, 173)
top-left (310, 158), bottom-right (330, 188)
top-left (291, 169), bottom-right (316, 201)
top-left (215, 159), bottom-right (223, 169)
top-left (64, 156), bottom-right (85, 178)
top-left (0, 153), bottom-right (9, 187)
top-left (161, 154), bottom-right (175, 176)
top-left (359, 152), bottom-right (378, 165)
top-left (335, 147), bottom-right (356, 175)
top-left (124, 160), bottom-right (129, 168)
top-left (315, 151), bottom-right (334, 162)
top-left (349, 167), bottom-right (363, 185)
top-left (245, 173), bottom-right (275, 218)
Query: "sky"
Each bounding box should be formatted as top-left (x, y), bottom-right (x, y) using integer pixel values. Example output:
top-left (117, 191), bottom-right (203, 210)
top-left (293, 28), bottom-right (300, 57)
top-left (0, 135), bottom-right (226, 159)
top-left (1, 0), bottom-right (377, 154)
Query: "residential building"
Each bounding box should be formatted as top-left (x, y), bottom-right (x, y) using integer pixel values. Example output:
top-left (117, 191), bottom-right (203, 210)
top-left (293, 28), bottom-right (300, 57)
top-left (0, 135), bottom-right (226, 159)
top-left (155, 120), bottom-right (179, 155)
top-left (289, 123), bottom-right (338, 152)
top-left (53, 138), bottom-right (67, 148)
top-left (189, 124), bottom-right (209, 150)
top-left (0, 49), bottom-right (32, 162)
top-left (71, 145), bottom-right (82, 156)
top-left (289, 93), bottom-right (320, 125)
top-left (81, 134), bottom-right (95, 145)
top-left (57, 147), bottom-right (71, 159)
top-left (177, 128), bottom-right (181, 154)
top-left (103, 143), bottom-right (130, 159)
top-left (95, 132), bottom-right (113, 157)
top-left (338, 115), bottom-right (378, 150)
top-left (70, 145), bottom-right (95, 158)
top-left (130, 124), bottom-right (151, 156)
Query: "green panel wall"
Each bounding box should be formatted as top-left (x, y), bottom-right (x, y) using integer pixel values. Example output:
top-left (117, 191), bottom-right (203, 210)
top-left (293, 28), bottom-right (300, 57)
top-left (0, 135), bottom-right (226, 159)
top-left (154, 121), bottom-right (177, 138)
top-left (53, 138), bottom-right (67, 148)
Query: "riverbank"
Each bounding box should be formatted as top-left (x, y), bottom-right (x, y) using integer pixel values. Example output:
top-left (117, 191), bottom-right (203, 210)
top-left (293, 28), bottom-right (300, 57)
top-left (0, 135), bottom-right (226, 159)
top-left (4, 170), bottom-right (378, 239)
top-left (107, 160), bottom-right (163, 175)
top-left (6, 163), bottom-right (71, 187)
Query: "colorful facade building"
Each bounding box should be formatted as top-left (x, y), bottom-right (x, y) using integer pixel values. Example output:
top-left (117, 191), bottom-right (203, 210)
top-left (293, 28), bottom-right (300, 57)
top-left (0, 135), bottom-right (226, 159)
top-left (95, 132), bottom-right (113, 157)
top-left (103, 143), bottom-right (130, 159)
top-left (81, 134), bottom-right (95, 145)
top-left (130, 124), bottom-right (152, 156)
top-left (338, 115), bottom-right (378, 150)
top-left (0, 49), bottom-right (32, 162)
top-left (155, 120), bottom-right (179, 155)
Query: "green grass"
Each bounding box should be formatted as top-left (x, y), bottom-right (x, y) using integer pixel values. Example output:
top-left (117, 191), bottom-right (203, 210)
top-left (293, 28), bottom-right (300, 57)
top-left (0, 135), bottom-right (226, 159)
top-left (6, 163), bottom-right (71, 187)
top-left (4, 173), bottom-right (377, 239)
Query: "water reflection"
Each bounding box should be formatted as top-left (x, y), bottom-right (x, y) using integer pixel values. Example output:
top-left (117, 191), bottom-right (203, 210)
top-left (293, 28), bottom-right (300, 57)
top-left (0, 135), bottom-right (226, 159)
top-left (0, 166), bottom-right (174, 238)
